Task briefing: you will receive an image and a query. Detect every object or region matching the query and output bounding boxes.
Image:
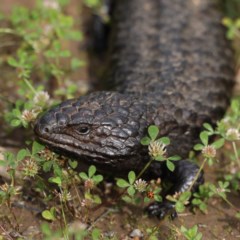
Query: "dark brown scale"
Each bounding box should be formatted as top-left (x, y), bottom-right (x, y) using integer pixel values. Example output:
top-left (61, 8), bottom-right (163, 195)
top-left (34, 0), bottom-right (234, 219)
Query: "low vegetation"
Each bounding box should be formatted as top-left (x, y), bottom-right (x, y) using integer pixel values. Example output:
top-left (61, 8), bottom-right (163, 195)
top-left (0, 0), bottom-right (240, 239)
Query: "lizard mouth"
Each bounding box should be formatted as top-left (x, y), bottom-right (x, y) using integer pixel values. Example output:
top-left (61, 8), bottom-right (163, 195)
top-left (34, 124), bottom-right (119, 166)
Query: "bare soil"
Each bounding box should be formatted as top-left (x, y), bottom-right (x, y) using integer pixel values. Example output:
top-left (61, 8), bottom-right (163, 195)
top-left (0, 1), bottom-right (240, 240)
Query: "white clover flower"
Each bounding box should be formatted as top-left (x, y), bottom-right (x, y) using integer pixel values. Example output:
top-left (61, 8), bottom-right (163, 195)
top-left (202, 145), bottom-right (216, 158)
top-left (21, 109), bottom-right (37, 122)
top-left (226, 128), bottom-right (240, 141)
top-left (59, 191), bottom-right (72, 202)
top-left (84, 179), bottom-right (94, 190)
top-left (42, 0), bottom-right (60, 10)
top-left (222, 116), bottom-right (231, 124)
top-left (134, 179), bottom-right (147, 192)
top-left (148, 141), bottom-right (166, 158)
top-left (23, 159), bottom-right (39, 177)
top-left (33, 91), bottom-right (50, 107)
top-left (0, 183), bottom-right (21, 195)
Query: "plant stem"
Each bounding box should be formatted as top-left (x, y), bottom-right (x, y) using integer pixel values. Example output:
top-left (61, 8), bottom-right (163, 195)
top-left (10, 170), bottom-right (15, 187)
top-left (188, 158), bottom-right (208, 191)
top-left (232, 142), bottom-right (240, 168)
top-left (136, 157), bottom-right (154, 179)
top-left (87, 208), bottom-right (117, 231)
top-left (0, 28), bottom-right (18, 35)
top-left (146, 220), bottom-right (164, 240)
top-left (222, 196), bottom-right (240, 212)
top-left (59, 188), bottom-right (69, 240)
top-left (7, 200), bottom-right (19, 231)
top-left (73, 182), bottom-right (82, 204)
top-left (23, 78), bottom-right (37, 94)
top-left (0, 225), bottom-right (14, 240)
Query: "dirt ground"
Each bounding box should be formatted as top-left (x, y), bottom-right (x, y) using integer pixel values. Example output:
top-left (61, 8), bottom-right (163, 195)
top-left (0, 1), bottom-right (240, 240)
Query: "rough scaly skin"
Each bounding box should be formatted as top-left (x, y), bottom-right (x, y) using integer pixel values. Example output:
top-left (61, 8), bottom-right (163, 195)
top-left (34, 0), bottom-right (234, 218)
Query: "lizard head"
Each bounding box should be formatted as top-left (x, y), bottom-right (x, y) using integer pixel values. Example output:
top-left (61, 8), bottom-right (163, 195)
top-left (34, 91), bottom-right (149, 168)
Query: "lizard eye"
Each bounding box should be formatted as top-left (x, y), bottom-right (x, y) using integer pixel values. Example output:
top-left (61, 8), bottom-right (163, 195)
top-left (77, 126), bottom-right (90, 135)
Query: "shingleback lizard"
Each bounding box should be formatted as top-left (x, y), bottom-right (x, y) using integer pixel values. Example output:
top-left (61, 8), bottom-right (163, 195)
top-left (34, 0), bottom-right (235, 218)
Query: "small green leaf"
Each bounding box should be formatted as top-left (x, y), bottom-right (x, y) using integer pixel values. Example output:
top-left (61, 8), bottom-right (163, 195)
top-left (42, 208), bottom-right (56, 221)
top-left (49, 176), bottom-right (62, 186)
top-left (141, 136), bottom-right (151, 145)
top-left (236, 19), bottom-right (240, 28)
top-left (222, 17), bottom-right (233, 26)
top-left (122, 195), bottom-right (133, 203)
top-left (43, 161), bottom-right (53, 172)
top-left (168, 155), bottom-right (181, 161)
top-left (71, 58), bottom-right (85, 70)
top-left (116, 179), bottom-right (130, 188)
top-left (59, 50), bottom-right (71, 58)
top-left (85, 191), bottom-right (92, 200)
top-left (8, 57), bottom-right (19, 67)
top-left (155, 155), bottom-right (165, 161)
top-left (92, 194), bottom-right (102, 204)
top-left (166, 195), bottom-right (177, 202)
top-left (93, 174), bottom-right (103, 184)
top-left (127, 185), bottom-right (136, 196)
top-left (219, 180), bottom-right (229, 189)
top-left (191, 225), bottom-right (198, 235)
top-left (0, 160), bottom-right (7, 167)
top-left (207, 158), bottom-right (214, 166)
top-left (211, 138), bottom-right (225, 149)
top-left (231, 99), bottom-right (240, 113)
top-left (224, 174), bottom-right (233, 181)
top-left (175, 202), bottom-right (185, 213)
top-left (200, 131), bottom-right (209, 145)
top-left (45, 50), bottom-right (57, 58)
top-left (179, 191), bottom-right (191, 202)
top-left (236, 212), bottom-right (240, 219)
top-left (79, 172), bottom-right (88, 180)
top-left (84, 0), bottom-right (100, 8)
top-left (144, 197), bottom-right (151, 203)
top-left (158, 137), bottom-right (170, 145)
top-left (194, 144), bottom-right (203, 151)
top-left (154, 195), bottom-right (162, 202)
top-left (180, 226), bottom-right (187, 233)
top-left (166, 160), bottom-right (175, 172)
top-left (40, 223), bottom-right (53, 237)
top-left (92, 228), bottom-right (101, 240)
top-left (68, 159), bottom-right (78, 169)
top-left (32, 141), bottom-right (45, 155)
top-left (192, 198), bottom-right (201, 205)
top-left (42, 210), bottom-right (53, 220)
top-left (196, 233), bottom-right (203, 240)
top-left (128, 171), bottom-right (136, 184)
top-left (203, 123), bottom-right (214, 132)
top-left (10, 119), bottom-right (21, 127)
top-left (12, 108), bottom-right (21, 116)
top-left (148, 125), bottom-right (159, 141)
top-left (17, 149), bottom-right (27, 161)
top-left (199, 203), bottom-right (208, 213)
top-left (67, 31), bottom-right (83, 41)
top-left (88, 165), bottom-right (96, 178)
top-left (53, 163), bottom-right (62, 177)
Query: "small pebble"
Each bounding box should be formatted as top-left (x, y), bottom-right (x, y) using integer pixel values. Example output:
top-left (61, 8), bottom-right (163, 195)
top-left (68, 221), bottom-right (88, 233)
top-left (104, 231), bottom-right (115, 238)
top-left (9, 231), bottom-right (23, 238)
top-left (22, 225), bottom-right (40, 237)
top-left (129, 229), bottom-right (143, 239)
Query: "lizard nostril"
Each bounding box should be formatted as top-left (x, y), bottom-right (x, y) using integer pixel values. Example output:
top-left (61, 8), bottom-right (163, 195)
top-left (42, 126), bottom-right (51, 134)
